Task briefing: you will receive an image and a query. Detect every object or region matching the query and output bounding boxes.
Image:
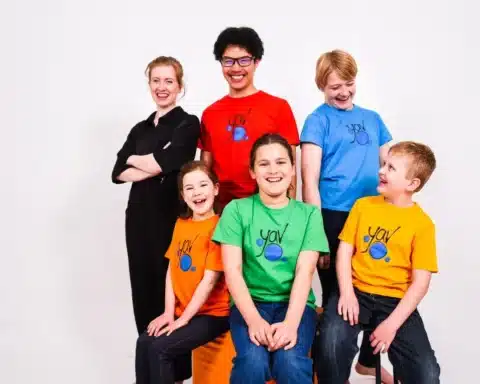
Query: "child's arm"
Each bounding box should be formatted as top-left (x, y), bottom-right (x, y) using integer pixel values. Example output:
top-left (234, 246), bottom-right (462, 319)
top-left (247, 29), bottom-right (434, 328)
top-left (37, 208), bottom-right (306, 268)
top-left (336, 240), bottom-right (359, 326)
top-left (162, 270), bottom-right (222, 336)
top-left (164, 265), bottom-right (176, 317)
top-left (269, 249), bottom-right (318, 351)
top-left (370, 269), bottom-right (431, 353)
top-left (301, 143), bottom-right (322, 209)
top-left (222, 244), bottom-right (273, 347)
top-left (174, 271), bottom-right (221, 323)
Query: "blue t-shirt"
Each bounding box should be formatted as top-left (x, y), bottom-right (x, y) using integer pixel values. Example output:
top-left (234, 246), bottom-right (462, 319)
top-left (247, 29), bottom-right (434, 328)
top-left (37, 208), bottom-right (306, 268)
top-left (300, 103), bottom-right (392, 212)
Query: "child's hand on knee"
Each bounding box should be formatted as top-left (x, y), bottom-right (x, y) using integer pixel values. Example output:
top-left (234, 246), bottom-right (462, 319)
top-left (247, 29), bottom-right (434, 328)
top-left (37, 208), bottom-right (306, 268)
top-left (370, 319), bottom-right (397, 354)
top-left (337, 292), bottom-right (359, 326)
top-left (248, 316), bottom-right (273, 347)
top-left (268, 321), bottom-right (298, 351)
top-left (147, 312), bottom-right (174, 337)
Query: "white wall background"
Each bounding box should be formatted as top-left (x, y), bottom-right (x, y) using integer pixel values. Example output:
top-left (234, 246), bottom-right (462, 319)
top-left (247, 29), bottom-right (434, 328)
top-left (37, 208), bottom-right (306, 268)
top-left (3, 0), bottom-right (478, 383)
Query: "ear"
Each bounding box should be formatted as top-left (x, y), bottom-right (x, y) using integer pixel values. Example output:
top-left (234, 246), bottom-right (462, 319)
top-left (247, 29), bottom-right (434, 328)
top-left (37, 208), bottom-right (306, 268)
top-left (407, 178), bottom-right (421, 192)
top-left (249, 168), bottom-right (256, 180)
top-left (254, 59), bottom-right (261, 69)
top-left (213, 183), bottom-right (220, 197)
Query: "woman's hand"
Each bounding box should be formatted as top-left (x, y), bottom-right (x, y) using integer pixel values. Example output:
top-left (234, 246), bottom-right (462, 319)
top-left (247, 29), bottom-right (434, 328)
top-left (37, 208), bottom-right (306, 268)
top-left (147, 312), bottom-right (174, 337)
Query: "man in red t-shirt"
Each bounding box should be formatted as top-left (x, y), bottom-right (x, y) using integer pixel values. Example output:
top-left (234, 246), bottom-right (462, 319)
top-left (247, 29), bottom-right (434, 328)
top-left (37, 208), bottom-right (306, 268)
top-left (199, 26), bottom-right (300, 211)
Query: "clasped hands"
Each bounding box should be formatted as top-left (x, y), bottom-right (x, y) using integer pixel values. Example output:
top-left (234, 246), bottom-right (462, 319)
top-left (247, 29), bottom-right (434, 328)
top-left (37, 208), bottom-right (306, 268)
top-left (248, 317), bottom-right (298, 351)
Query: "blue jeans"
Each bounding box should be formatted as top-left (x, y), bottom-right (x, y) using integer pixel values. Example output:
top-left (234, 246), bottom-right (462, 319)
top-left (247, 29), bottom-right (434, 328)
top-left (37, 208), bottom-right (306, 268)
top-left (229, 302), bottom-right (317, 384)
top-left (314, 290), bottom-right (440, 384)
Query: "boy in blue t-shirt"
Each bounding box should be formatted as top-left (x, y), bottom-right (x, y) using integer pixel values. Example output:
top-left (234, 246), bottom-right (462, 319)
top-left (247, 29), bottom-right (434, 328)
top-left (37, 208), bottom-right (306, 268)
top-left (300, 49), bottom-right (393, 383)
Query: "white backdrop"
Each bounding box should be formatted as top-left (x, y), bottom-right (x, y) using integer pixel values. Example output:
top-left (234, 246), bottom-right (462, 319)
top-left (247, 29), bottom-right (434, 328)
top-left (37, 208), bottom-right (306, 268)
top-left (3, 0), bottom-right (478, 383)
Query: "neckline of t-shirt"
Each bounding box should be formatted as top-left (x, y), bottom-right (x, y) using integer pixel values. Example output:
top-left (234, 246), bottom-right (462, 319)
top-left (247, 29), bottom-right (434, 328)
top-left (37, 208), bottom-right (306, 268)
top-left (225, 90), bottom-right (264, 102)
top-left (378, 195), bottom-right (418, 211)
top-left (253, 193), bottom-right (293, 212)
top-left (188, 214), bottom-right (219, 223)
top-left (323, 103), bottom-right (358, 114)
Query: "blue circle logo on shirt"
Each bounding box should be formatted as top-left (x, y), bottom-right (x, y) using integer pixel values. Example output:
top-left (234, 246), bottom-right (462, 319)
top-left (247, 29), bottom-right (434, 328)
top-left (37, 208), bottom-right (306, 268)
top-left (355, 131), bottom-right (370, 145)
top-left (180, 254), bottom-right (193, 271)
top-left (264, 243), bottom-right (283, 261)
top-left (363, 236), bottom-right (390, 262)
top-left (369, 242), bottom-right (388, 260)
top-left (227, 125), bottom-right (248, 141)
top-left (255, 239), bottom-right (286, 262)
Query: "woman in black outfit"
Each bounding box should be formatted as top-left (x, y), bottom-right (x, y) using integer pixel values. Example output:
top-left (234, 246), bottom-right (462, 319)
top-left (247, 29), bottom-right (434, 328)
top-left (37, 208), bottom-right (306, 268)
top-left (111, 56), bottom-right (200, 383)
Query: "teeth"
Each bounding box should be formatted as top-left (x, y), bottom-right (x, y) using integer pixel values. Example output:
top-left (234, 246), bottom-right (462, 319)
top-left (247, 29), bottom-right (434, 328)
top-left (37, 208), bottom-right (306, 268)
top-left (231, 75), bottom-right (244, 80)
top-left (267, 177), bottom-right (281, 182)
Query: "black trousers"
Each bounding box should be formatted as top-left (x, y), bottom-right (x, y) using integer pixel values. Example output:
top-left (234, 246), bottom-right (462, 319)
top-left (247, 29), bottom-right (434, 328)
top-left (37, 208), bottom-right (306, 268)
top-left (125, 203), bottom-right (191, 379)
top-left (318, 208), bottom-right (376, 368)
top-left (135, 315), bottom-right (230, 384)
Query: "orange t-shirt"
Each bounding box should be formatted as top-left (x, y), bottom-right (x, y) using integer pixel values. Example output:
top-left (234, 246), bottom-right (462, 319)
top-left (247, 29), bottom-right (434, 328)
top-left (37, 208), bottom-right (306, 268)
top-left (199, 91), bottom-right (300, 209)
top-left (165, 215), bottom-right (230, 317)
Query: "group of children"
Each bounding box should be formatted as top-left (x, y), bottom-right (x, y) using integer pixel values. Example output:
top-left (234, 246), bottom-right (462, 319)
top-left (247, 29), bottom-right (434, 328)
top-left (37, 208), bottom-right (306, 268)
top-left (129, 27), bottom-right (441, 384)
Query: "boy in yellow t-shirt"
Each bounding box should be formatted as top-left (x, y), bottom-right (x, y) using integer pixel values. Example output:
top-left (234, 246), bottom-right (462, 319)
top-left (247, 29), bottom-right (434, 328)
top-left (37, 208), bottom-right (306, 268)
top-left (314, 141), bottom-right (441, 384)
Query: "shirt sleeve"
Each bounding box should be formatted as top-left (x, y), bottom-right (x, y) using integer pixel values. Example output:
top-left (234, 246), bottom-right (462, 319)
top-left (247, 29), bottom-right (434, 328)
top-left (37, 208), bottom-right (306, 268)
top-left (205, 239), bottom-right (224, 271)
top-left (198, 111), bottom-right (212, 152)
top-left (111, 124), bottom-right (139, 184)
top-left (276, 99), bottom-right (300, 146)
top-left (300, 113), bottom-right (327, 148)
top-left (338, 200), bottom-right (361, 246)
top-left (376, 112), bottom-right (393, 146)
top-left (212, 201), bottom-right (244, 247)
top-left (164, 220), bottom-right (180, 261)
top-left (412, 221), bottom-right (438, 273)
top-left (301, 207), bottom-right (330, 253)
top-left (153, 115), bottom-right (201, 174)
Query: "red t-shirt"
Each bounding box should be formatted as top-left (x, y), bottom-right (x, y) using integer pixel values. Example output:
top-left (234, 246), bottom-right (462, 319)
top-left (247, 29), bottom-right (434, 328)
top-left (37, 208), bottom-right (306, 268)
top-left (199, 91), bottom-right (299, 208)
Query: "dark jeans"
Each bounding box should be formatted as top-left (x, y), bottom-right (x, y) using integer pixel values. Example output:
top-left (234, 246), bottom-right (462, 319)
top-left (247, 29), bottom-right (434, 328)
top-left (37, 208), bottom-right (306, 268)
top-left (314, 289), bottom-right (440, 384)
top-left (319, 208), bottom-right (375, 368)
top-left (135, 315), bottom-right (229, 384)
top-left (229, 302), bottom-right (317, 384)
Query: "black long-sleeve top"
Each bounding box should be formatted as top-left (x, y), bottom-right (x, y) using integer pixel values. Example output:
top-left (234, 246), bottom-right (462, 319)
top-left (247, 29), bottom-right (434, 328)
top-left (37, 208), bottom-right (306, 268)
top-left (112, 106), bottom-right (200, 213)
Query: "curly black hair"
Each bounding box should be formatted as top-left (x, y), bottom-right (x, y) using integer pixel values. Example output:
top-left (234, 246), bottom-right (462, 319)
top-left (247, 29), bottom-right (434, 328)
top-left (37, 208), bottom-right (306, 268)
top-left (213, 27), bottom-right (264, 61)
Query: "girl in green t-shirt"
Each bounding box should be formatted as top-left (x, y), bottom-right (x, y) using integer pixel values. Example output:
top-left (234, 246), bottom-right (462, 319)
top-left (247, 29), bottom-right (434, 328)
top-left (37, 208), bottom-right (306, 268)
top-left (213, 133), bottom-right (329, 384)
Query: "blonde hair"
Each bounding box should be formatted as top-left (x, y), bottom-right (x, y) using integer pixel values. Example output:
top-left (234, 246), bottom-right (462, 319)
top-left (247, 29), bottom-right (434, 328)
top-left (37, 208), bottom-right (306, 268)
top-left (315, 49), bottom-right (358, 90)
top-left (145, 56), bottom-right (184, 89)
top-left (389, 141), bottom-right (437, 192)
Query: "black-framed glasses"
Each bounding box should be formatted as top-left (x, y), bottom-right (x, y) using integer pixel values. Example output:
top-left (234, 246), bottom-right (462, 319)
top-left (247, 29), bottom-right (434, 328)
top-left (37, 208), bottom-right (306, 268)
top-left (221, 56), bottom-right (254, 67)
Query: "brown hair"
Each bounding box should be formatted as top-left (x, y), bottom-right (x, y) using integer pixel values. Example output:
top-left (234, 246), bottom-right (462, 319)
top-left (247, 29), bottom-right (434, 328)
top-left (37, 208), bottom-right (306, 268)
top-left (389, 141), bottom-right (437, 192)
top-left (315, 49), bottom-right (358, 90)
top-left (249, 133), bottom-right (295, 197)
top-left (177, 160), bottom-right (220, 218)
top-left (145, 56), bottom-right (185, 89)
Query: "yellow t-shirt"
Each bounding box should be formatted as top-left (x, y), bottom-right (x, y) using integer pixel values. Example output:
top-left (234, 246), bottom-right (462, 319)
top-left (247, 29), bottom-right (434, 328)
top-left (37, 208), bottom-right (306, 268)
top-left (339, 195), bottom-right (438, 298)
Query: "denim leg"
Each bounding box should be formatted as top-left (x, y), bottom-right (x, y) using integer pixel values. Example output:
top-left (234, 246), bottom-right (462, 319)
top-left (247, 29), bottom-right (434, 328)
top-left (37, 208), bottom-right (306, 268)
top-left (229, 304), bottom-right (273, 384)
top-left (314, 293), bottom-right (362, 384)
top-left (386, 310), bottom-right (440, 383)
top-left (271, 305), bottom-right (317, 384)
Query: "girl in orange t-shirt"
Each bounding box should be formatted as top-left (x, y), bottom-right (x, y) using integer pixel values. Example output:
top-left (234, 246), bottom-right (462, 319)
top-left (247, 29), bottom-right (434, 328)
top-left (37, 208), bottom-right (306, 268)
top-left (135, 160), bottom-right (230, 384)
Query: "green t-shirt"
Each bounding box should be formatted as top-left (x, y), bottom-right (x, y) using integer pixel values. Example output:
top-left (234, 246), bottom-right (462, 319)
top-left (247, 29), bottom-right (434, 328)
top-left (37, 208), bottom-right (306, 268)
top-left (212, 194), bottom-right (330, 309)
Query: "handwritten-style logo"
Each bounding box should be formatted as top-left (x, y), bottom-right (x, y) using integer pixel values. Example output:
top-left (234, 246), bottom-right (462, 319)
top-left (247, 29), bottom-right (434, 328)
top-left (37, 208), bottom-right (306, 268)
top-left (255, 224), bottom-right (288, 262)
top-left (226, 109), bottom-right (251, 141)
top-left (361, 225), bottom-right (400, 263)
top-left (177, 235), bottom-right (198, 272)
top-left (347, 120), bottom-right (370, 145)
